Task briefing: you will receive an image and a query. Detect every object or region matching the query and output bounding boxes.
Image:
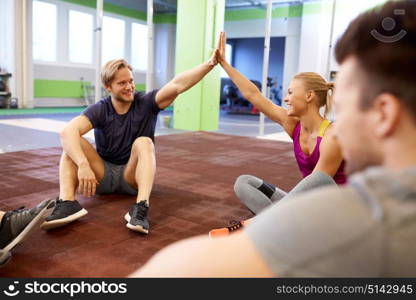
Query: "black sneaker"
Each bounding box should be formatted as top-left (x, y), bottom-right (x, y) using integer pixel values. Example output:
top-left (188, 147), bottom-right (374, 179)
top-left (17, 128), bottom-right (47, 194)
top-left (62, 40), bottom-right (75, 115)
top-left (0, 198), bottom-right (55, 266)
top-left (40, 199), bottom-right (88, 230)
top-left (124, 201), bottom-right (149, 234)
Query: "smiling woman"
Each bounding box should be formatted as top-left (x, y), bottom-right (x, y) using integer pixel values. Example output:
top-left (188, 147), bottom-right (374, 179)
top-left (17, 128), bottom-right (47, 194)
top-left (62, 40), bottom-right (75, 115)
top-left (209, 32), bottom-right (346, 236)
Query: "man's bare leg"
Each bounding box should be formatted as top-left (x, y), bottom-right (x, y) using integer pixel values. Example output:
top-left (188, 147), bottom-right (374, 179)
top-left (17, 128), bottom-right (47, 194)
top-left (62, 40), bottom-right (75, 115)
top-left (41, 138), bottom-right (105, 230)
top-left (59, 138), bottom-right (105, 200)
top-left (124, 136), bottom-right (156, 204)
top-left (123, 137), bottom-right (156, 234)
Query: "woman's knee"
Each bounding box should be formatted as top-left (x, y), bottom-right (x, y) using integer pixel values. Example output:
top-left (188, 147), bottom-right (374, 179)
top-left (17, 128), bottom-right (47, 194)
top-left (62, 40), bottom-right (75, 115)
top-left (234, 174), bottom-right (261, 194)
top-left (293, 171), bottom-right (336, 193)
top-left (312, 171), bottom-right (336, 185)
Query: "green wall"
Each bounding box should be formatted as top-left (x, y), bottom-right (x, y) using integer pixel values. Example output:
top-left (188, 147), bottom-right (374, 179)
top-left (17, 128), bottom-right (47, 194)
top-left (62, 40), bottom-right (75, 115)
top-left (225, 5), bottom-right (302, 21)
top-left (174, 0), bottom-right (224, 131)
top-left (154, 13), bottom-right (177, 24)
top-left (34, 79), bottom-right (87, 98)
top-left (135, 84), bottom-right (146, 92)
top-left (33, 80), bottom-right (145, 98)
top-left (0, 107), bottom-right (85, 115)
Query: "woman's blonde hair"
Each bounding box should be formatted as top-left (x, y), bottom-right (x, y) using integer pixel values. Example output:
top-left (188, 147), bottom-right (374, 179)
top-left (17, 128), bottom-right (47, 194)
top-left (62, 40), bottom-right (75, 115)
top-left (293, 72), bottom-right (334, 117)
top-left (101, 59), bottom-right (133, 86)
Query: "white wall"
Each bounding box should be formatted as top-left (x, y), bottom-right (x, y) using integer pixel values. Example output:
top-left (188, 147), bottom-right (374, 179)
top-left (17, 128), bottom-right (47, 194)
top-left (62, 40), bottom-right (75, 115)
top-left (225, 17), bottom-right (289, 38)
top-left (282, 16), bottom-right (301, 97)
top-left (298, 0), bottom-right (387, 80)
top-left (295, 0), bottom-right (388, 120)
top-left (297, 1), bottom-right (334, 78)
top-left (328, 0), bottom-right (387, 73)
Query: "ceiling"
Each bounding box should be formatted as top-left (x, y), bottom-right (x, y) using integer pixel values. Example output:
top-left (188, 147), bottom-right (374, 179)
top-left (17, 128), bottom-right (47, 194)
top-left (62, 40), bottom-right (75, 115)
top-left (105, 0), bottom-right (318, 14)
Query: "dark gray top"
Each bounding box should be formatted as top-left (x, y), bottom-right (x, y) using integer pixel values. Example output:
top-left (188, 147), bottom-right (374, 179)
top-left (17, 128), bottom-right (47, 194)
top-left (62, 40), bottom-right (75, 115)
top-left (83, 90), bottom-right (160, 165)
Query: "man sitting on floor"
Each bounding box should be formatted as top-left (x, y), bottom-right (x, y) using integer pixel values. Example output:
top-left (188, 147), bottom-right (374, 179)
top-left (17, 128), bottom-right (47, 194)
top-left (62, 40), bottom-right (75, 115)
top-left (41, 46), bottom-right (221, 234)
top-left (130, 0), bottom-right (416, 276)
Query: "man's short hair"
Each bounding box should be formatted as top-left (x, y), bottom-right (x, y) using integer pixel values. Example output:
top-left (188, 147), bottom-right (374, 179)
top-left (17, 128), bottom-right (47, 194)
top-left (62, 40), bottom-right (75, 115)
top-left (101, 59), bottom-right (133, 86)
top-left (335, 0), bottom-right (416, 119)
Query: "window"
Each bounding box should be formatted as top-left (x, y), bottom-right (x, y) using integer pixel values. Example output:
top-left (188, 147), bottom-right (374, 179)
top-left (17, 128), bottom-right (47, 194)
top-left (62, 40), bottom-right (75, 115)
top-left (220, 43), bottom-right (233, 78)
top-left (69, 10), bottom-right (93, 64)
top-left (102, 16), bottom-right (125, 64)
top-left (33, 0), bottom-right (57, 62)
top-left (131, 22), bottom-right (148, 71)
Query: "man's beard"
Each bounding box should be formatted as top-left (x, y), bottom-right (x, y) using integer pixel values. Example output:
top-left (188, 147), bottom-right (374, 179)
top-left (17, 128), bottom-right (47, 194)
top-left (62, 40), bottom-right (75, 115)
top-left (114, 93), bottom-right (134, 103)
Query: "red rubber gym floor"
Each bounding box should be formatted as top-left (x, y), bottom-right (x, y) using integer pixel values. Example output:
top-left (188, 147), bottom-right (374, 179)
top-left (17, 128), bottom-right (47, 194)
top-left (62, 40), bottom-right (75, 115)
top-left (0, 132), bottom-right (300, 277)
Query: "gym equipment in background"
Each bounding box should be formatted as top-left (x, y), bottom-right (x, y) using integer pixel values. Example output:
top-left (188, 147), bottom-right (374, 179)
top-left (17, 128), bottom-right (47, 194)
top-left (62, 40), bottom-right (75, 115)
top-left (0, 72), bottom-right (12, 109)
top-left (220, 77), bottom-right (262, 115)
top-left (220, 77), bottom-right (282, 115)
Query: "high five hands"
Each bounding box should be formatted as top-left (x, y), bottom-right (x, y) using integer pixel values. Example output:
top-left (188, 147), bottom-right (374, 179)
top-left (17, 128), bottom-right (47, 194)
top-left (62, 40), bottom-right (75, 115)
top-left (208, 31), bottom-right (227, 66)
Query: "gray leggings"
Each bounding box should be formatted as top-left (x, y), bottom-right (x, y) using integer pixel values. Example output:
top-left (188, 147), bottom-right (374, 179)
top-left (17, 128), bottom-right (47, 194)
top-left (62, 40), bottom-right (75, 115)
top-left (234, 171), bottom-right (336, 215)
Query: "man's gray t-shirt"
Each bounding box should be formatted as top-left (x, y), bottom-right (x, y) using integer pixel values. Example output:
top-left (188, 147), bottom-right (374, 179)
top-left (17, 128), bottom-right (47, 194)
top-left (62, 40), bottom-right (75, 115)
top-left (246, 166), bottom-right (416, 277)
top-left (83, 90), bottom-right (160, 165)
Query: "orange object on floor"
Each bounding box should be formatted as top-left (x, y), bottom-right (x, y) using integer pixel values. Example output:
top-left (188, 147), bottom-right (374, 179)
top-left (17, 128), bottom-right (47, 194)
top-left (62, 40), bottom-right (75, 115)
top-left (209, 220), bottom-right (248, 238)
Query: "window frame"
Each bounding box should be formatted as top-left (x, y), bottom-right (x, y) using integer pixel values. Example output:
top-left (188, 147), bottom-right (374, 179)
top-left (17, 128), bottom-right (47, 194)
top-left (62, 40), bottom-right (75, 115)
top-left (32, 0), bottom-right (148, 74)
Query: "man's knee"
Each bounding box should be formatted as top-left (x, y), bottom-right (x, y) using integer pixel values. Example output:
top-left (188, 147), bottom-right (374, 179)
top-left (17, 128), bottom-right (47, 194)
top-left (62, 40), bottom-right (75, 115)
top-left (61, 151), bottom-right (72, 162)
top-left (59, 152), bottom-right (78, 170)
top-left (132, 137), bottom-right (154, 153)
